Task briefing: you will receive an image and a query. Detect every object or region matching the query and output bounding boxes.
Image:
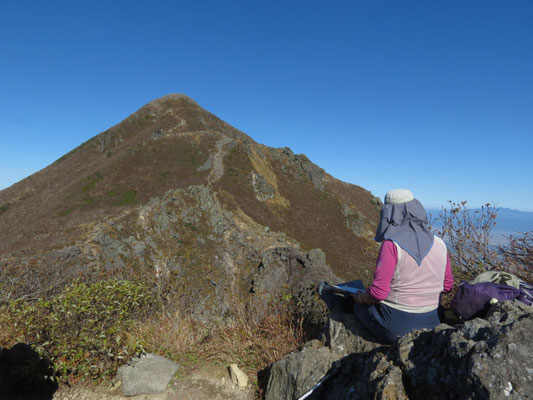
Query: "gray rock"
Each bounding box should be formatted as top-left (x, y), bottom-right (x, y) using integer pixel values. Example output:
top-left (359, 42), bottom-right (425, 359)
top-left (371, 196), bottom-right (383, 206)
top-left (340, 204), bottom-right (367, 236)
top-left (151, 129), bottom-right (164, 139)
top-left (133, 242), bottom-right (145, 258)
top-left (250, 247), bottom-right (341, 336)
top-left (341, 203), bottom-right (352, 217)
top-left (293, 154), bottom-right (326, 191)
top-left (265, 346), bottom-right (336, 400)
top-left (229, 364), bottom-right (249, 387)
top-left (345, 212), bottom-right (366, 236)
top-left (306, 248), bottom-right (326, 267)
top-left (251, 248), bottom-right (338, 297)
top-left (273, 148), bottom-right (326, 191)
top-left (251, 172), bottom-right (275, 201)
top-left (265, 297), bottom-right (533, 400)
top-left (196, 152), bottom-right (214, 172)
top-left (326, 299), bottom-right (383, 357)
top-left (117, 353), bottom-right (179, 396)
top-left (395, 300), bottom-right (533, 399)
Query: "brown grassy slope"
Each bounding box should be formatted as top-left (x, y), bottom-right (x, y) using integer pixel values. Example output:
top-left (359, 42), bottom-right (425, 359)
top-left (215, 142), bottom-right (380, 281)
top-left (0, 94), bottom-right (248, 255)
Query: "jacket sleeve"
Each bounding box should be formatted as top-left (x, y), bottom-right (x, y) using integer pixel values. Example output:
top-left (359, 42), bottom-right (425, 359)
top-left (368, 240), bottom-right (397, 301)
top-left (443, 252), bottom-right (454, 292)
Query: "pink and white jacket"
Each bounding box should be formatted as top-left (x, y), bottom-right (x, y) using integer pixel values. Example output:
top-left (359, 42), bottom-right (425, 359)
top-left (369, 237), bottom-right (454, 313)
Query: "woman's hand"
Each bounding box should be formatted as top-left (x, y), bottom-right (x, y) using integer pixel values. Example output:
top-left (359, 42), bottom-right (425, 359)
top-left (351, 291), bottom-right (378, 304)
top-left (351, 292), bottom-right (364, 303)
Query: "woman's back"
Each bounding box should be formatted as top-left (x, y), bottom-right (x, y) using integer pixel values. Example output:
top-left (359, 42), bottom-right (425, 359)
top-left (383, 236), bottom-right (448, 312)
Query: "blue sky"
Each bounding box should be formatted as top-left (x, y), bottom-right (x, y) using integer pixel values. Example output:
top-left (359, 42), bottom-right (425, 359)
top-left (1, 1), bottom-right (532, 211)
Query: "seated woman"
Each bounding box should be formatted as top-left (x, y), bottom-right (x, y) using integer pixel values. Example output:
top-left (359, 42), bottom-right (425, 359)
top-left (352, 189), bottom-right (454, 343)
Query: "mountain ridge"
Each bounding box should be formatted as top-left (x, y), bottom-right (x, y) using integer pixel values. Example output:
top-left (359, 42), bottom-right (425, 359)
top-left (0, 94), bottom-right (381, 316)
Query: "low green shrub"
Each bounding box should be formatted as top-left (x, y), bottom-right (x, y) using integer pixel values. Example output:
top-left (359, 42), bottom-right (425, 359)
top-left (434, 201), bottom-right (532, 283)
top-left (1, 279), bottom-right (158, 383)
top-left (498, 231), bottom-right (533, 282)
top-left (120, 190), bottom-right (139, 205)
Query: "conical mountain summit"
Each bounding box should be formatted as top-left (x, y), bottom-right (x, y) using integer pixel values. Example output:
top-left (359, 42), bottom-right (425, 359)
top-left (0, 94), bottom-right (381, 314)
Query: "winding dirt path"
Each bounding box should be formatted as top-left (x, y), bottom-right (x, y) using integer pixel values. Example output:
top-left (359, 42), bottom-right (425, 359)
top-left (207, 137), bottom-right (234, 185)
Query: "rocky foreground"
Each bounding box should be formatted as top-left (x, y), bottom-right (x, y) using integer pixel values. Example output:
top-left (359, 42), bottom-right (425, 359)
top-left (265, 296), bottom-right (533, 400)
top-left (2, 290), bottom-right (531, 399)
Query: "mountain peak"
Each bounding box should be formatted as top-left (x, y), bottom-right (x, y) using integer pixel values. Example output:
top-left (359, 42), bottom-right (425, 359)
top-left (135, 93), bottom-right (199, 116)
top-left (145, 93), bottom-right (198, 107)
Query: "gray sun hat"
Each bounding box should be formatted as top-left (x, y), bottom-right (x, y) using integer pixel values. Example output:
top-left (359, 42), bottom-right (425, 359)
top-left (384, 188), bottom-right (414, 205)
top-left (375, 189), bottom-right (434, 265)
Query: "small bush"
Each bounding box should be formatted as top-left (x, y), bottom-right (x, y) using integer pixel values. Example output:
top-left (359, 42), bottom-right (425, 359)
top-left (498, 232), bottom-right (533, 282)
top-left (81, 171), bottom-right (103, 193)
top-left (434, 201), bottom-right (498, 280)
top-left (0, 202), bottom-right (10, 213)
top-left (120, 190), bottom-right (139, 205)
top-left (434, 201), bottom-right (532, 283)
top-left (0, 279), bottom-right (158, 383)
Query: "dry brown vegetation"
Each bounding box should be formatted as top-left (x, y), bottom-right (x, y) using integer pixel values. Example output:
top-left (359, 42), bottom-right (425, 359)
top-left (128, 297), bottom-right (305, 379)
top-left (434, 201), bottom-right (532, 283)
top-left (498, 231), bottom-right (533, 282)
top-left (216, 142), bottom-right (380, 282)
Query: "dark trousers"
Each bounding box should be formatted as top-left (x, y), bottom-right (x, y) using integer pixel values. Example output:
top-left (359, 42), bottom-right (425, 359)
top-left (353, 302), bottom-right (440, 344)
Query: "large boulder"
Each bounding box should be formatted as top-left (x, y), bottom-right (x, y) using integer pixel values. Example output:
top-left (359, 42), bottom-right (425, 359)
top-left (251, 246), bottom-right (341, 333)
top-left (395, 300), bottom-right (533, 399)
top-left (264, 296), bottom-right (533, 400)
top-left (265, 344), bottom-right (336, 400)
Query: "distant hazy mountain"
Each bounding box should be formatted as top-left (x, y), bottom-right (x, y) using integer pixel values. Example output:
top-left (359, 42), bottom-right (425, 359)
top-left (494, 208), bottom-right (533, 233)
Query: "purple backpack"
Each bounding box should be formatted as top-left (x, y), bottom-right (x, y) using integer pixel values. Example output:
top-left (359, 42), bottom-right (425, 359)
top-left (519, 281), bottom-right (533, 306)
top-left (450, 281), bottom-right (521, 320)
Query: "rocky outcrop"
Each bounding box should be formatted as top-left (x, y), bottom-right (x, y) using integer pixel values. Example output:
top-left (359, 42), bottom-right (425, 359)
top-left (251, 172), bottom-right (275, 201)
top-left (1, 184), bottom-right (342, 328)
top-left (265, 297), bottom-right (533, 400)
top-left (272, 147), bottom-right (326, 191)
top-left (395, 300), bottom-right (533, 399)
top-left (251, 246), bottom-right (341, 333)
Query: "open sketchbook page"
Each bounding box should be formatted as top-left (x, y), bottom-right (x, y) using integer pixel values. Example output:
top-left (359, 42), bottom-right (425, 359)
top-left (319, 279), bottom-right (365, 296)
top-left (332, 284), bottom-right (364, 294)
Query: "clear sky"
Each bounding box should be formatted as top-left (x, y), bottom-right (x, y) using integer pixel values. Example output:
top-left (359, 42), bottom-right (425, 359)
top-left (1, 1), bottom-right (532, 211)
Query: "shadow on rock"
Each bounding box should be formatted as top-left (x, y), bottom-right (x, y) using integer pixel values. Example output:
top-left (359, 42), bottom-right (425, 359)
top-left (0, 343), bottom-right (58, 400)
